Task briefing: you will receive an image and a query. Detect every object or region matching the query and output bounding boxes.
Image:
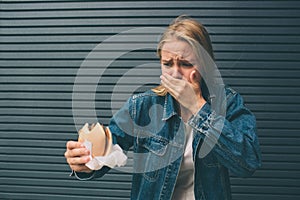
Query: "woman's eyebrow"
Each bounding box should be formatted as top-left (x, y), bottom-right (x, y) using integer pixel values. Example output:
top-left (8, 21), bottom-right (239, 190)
top-left (161, 58), bottom-right (172, 62)
top-left (180, 58), bottom-right (196, 64)
top-left (179, 59), bottom-right (193, 64)
top-left (180, 59), bottom-right (191, 62)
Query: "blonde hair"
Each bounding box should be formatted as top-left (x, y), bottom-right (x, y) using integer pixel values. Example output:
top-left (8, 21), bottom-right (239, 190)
top-left (152, 15), bottom-right (214, 96)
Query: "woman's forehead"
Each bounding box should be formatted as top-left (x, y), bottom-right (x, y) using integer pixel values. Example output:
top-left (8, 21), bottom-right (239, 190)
top-left (161, 41), bottom-right (196, 61)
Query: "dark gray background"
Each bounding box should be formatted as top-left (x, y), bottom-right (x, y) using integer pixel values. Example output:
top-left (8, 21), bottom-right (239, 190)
top-left (0, 0), bottom-right (300, 199)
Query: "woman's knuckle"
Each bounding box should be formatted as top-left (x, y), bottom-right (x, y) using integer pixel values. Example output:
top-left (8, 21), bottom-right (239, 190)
top-left (64, 151), bottom-right (68, 158)
top-left (69, 158), bottom-right (76, 165)
top-left (66, 158), bottom-right (71, 166)
top-left (66, 141), bottom-right (72, 149)
top-left (66, 150), bottom-right (72, 158)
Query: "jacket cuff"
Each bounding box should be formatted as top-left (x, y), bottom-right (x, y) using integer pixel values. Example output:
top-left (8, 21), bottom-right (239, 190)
top-left (188, 102), bottom-right (212, 132)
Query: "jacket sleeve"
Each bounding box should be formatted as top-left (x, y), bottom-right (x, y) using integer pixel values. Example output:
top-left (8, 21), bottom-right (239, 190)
top-left (188, 88), bottom-right (261, 177)
top-left (109, 97), bottom-right (135, 151)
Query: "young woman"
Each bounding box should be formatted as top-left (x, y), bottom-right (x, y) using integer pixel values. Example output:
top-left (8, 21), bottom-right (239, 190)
top-left (65, 15), bottom-right (261, 200)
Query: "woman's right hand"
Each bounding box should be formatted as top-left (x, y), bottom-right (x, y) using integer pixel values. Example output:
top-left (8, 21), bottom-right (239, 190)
top-left (64, 141), bottom-right (93, 173)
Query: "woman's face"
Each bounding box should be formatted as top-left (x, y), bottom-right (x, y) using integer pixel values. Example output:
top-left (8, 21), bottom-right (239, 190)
top-left (160, 39), bottom-right (201, 83)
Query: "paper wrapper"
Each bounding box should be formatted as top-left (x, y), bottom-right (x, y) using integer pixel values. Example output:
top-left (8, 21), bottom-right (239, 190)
top-left (82, 140), bottom-right (127, 170)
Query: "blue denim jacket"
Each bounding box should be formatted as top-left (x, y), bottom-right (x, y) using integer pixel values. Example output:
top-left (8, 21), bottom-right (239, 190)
top-left (75, 86), bottom-right (261, 200)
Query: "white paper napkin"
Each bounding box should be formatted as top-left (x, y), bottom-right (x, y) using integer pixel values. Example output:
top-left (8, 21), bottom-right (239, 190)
top-left (83, 140), bottom-right (127, 170)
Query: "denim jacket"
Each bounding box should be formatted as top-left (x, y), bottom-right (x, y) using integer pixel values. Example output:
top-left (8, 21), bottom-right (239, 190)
top-left (74, 86), bottom-right (261, 200)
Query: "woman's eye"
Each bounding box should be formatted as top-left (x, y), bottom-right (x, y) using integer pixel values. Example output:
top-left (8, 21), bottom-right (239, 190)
top-left (181, 62), bottom-right (193, 68)
top-left (163, 62), bottom-right (171, 67)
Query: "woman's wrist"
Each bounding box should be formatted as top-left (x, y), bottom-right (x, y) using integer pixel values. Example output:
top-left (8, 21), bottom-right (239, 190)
top-left (191, 99), bottom-right (206, 116)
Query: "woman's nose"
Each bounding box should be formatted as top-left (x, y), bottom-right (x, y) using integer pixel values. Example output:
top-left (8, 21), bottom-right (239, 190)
top-left (171, 65), bottom-right (183, 79)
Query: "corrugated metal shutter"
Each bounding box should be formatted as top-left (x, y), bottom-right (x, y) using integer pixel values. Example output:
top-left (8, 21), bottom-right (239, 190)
top-left (1, 1), bottom-right (299, 199)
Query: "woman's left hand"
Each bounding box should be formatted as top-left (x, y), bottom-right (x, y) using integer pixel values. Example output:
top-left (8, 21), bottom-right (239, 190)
top-left (160, 71), bottom-right (206, 115)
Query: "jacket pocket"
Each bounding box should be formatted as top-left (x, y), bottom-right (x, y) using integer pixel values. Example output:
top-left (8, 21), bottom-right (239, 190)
top-left (136, 132), bottom-right (169, 182)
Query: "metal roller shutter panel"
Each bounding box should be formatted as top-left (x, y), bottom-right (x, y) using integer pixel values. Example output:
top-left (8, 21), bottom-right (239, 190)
top-left (0, 1), bottom-right (300, 199)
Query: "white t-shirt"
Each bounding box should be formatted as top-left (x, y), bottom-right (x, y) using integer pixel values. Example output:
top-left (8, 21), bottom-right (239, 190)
top-left (172, 123), bottom-right (195, 200)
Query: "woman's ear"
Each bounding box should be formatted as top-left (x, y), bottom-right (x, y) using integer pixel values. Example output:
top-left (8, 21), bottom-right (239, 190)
top-left (191, 70), bottom-right (201, 83)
